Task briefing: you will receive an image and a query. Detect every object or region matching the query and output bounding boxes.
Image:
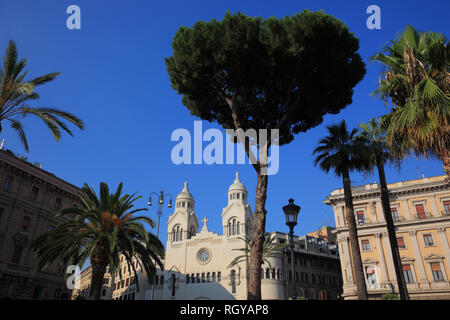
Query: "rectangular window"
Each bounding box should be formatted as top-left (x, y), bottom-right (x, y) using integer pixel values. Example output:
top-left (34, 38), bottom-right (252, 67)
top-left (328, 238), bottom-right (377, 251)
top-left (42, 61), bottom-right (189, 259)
top-left (361, 239), bottom-right (371, 251)
top-left (11, 246), bottom-right (23, 264)
top-left (431, 262), bottom-right (444, 282)
top-left (31, 187), bottom-right (39, 200)
top-left (356, 210), bottom-right (365, 224)
top-left (2, 175), bottom-right (13, 191)
top-left (365, 266), bottom-right (378, 286)
top-left (21, 216), bottom-right (31, 233)
top-left (102, 289), bottom-right (106, 296)
top-left (443, 200), bottom-right (450, 215)
top-left (423, 233), bottom-right (435, 246)
top-left (391, 207), bottom-right (400, 222)
top-left (54, 197), bottom-right (62, 210)
top-left (402, 265), bottom-right (414, 283)
top-left (415, 204), bottom-right (426, 219)
top-left (397, 237), bottom-right (406, 249)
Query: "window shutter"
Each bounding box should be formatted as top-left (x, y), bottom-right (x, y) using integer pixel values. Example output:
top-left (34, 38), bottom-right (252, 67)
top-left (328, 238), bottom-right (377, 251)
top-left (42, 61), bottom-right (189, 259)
top-left (431, 262), bottom-right (441, 271)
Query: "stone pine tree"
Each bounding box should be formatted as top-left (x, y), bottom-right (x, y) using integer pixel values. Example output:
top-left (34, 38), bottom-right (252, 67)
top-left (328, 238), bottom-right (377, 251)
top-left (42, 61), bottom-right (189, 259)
top-left (165, 11), bottom-right (366, 299)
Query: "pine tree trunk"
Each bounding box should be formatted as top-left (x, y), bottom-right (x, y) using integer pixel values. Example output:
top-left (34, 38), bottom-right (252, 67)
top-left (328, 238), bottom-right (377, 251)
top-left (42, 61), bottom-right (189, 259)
top-left (247, 171), bottom-right (268, 300)
top-left (342, 169), bottom-right (368, 300)
top-left (376, 156), bottom-right (409, 300)
top-left (88, 245), bottom-right (107, 300)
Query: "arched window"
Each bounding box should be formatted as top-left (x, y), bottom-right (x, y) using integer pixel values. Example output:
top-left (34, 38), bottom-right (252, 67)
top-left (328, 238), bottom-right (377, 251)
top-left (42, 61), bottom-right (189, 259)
top-left (207, 272), bottom-right (211, 282)
top-left (201, 273), bottom-right (205, 283)
top-left (276, 269), bottom-right (280, 280)
top-left (217, 272), bottom-right (221, 282)
top-left (261, 269), bottom-right (264, 279)
top-left (236, 221), bottom-right (240, 235)
top-left (160, 275), bottom-right (164, 285)
top-left (155, 275), bottom-right (159, 285)
top-left (230, 270), bottom-right (236, 294)
top-left (237, 193), bottom-right (240, 199)
top-left (212, 272), bottom-right (216, 282)
top-left (266, 268), bottom-right (270, 279)
top-left (271, 269), bottom-right (275, 279)
top-left (186, 275), bottom-right (190, 284)
top-left (196, 273), bottom-right (200, 283)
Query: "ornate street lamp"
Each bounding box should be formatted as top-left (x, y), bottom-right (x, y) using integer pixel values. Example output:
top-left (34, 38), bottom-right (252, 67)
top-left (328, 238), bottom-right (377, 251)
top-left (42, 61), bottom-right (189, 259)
top-left (148, 191), bottom-right (172, 238)
top-left (148, 190), bottom-right (172, 300)
top-left (283, 198), bottom-right (300, 300)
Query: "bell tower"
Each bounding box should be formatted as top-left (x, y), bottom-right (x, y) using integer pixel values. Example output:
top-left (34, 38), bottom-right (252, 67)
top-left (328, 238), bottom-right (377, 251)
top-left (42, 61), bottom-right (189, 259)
top-left (222, 172), bottom-right (253, 238)
top-left (167, 180), bottom-right (199, 244)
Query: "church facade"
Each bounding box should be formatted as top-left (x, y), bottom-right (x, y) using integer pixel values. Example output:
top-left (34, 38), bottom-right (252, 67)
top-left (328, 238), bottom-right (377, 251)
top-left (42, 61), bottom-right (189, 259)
top-left (141, 173), bottom-right (342, 300)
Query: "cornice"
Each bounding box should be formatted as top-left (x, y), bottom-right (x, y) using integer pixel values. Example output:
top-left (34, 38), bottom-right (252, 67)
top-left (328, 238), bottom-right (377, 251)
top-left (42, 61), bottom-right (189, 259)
top-left (325, 180), bottom-right (450, 205)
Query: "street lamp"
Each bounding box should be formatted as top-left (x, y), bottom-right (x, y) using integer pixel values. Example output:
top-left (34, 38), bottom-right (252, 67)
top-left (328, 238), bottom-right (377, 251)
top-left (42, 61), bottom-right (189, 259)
top-left (283, 198), bottom-right (300, 300)
top-left (148, 190), bottom-right (172, 300)
top-left (148, 191), bottom-right (172, 239)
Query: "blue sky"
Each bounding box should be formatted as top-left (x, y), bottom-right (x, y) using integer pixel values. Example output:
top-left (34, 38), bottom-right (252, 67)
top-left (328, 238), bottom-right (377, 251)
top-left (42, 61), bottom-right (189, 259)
top-left (0, 0), bottom-right (448, 248)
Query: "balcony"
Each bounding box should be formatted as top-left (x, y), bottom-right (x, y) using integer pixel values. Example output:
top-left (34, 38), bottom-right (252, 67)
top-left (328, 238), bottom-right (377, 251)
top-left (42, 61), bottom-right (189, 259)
top-left (442, 209), bottom-right (450, 216)
top-left (392, 216), bottom-right (406, 223)
top-left (413, 212), bottom-right (433, 220)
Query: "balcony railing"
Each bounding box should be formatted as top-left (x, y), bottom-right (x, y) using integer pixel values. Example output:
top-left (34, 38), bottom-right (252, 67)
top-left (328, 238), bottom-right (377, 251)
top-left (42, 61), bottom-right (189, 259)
top-left (356, 218), bottom-right (372, 226)
top-left (392, 216), bottom-right (406, 223)
top-left (413, 212), bottom-right (433, 220)
top-left (442, 209), bottom-right (450, 216)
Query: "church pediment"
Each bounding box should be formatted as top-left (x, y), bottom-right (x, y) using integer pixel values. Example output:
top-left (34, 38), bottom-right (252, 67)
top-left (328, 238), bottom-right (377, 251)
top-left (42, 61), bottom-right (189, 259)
top-left (221, 202), bottom-right (245, 217)
top-left (167, 265), bottom-right (181, 274)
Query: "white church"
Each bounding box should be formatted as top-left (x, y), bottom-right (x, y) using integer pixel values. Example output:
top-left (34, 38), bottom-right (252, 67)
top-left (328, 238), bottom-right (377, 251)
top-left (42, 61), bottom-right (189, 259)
top-left (146, 172), bottom-right (286, 300)
top-left (130, 172), bottom-right (343, 300)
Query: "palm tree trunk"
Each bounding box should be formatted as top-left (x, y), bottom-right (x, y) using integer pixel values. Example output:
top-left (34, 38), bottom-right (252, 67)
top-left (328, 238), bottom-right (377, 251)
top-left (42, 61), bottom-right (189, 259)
top-left (342, 169), bottom-right (368, 300)
top-left (376, 156), bottom-right (409, 300)
top-left (439, 147), bottom-right (450, 181)
top-left (247, 171), bottom-right (268, 300)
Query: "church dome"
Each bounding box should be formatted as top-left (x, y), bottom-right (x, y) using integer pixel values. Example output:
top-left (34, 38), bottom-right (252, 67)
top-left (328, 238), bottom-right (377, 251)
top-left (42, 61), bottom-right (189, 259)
top-left (228, 171), bottom-right (247, 192)
top-left (176, 180), bottom-right (193, 200)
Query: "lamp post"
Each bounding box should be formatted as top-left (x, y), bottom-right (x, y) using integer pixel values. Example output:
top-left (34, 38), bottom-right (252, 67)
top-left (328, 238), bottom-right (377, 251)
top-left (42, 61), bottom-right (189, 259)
top-left (148, 190), bottom-right (172, 300)
top-left (283, 198), bottom-right (300, 300)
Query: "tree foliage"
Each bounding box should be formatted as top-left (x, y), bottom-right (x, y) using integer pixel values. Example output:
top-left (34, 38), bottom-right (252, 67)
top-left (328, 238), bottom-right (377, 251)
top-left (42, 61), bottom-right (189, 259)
top-left (372, 25), bottom-right (449, 174)
top-left (166, 11), bottom-right (366, 146)
top-left (0, 40), bottom-right (84, 151)
top-left (30, 182), bottom-right (164, 299)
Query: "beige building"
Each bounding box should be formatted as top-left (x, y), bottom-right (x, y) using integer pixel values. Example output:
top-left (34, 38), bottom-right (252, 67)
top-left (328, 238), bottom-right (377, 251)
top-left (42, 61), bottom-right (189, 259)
top-left (0, 148), bottom-right (82, 300)
top-left (71, 266), bottom-right (112, 300)
top-left (324, 175), bottom-right (450, 300)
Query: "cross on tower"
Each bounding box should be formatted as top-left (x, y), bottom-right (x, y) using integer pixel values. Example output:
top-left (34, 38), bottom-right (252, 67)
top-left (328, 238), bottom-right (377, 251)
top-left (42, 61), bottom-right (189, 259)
top-left (201, 217), bottom-right (209, 232)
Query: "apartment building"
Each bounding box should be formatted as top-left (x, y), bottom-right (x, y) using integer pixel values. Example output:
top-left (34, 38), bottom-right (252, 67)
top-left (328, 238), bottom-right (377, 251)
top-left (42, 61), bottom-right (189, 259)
top-left (324, 175), bottom-right (450, 299)
top-left (0, 149), bottom-right (82, 299)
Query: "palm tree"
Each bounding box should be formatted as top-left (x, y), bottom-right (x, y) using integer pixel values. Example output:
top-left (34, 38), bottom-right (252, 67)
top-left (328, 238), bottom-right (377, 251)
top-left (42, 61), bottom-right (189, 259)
top-left (313, 120), bottom-right (368, 300)
top-left (357, 118), bottom-right (409, 300)
top-left (0, 40), bottom-right (84, 151)
top-left (372, 25), bottom-right (450, 179)
top-left (30, 182), bottom-right (164, 300)
top-left (228, 233), bottom-right (285, 269)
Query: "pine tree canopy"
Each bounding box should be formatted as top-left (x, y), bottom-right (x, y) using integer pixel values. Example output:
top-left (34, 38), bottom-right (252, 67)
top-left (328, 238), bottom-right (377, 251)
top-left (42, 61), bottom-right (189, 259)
top-left (166, 10), bottom-right (366, 146)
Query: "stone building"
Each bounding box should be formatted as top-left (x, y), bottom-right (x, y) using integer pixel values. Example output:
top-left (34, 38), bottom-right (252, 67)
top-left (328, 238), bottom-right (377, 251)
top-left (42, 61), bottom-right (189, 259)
top-left (71, 265), bottom-right (112, 300)
top-left (0, 149), bottom-right (82, 299)
top-left (324, 175), bottom-right (450, 299)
